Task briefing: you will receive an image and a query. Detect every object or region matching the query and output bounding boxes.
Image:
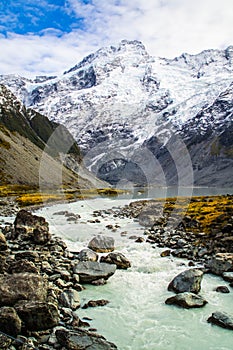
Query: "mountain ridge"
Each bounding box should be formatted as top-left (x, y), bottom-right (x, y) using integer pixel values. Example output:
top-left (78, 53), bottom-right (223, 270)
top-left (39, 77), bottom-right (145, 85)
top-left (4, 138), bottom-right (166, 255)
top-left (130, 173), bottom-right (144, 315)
top-left (0, 85), bottom-right (106, 190)
top-left (1, 40), bottom-right (232, 187)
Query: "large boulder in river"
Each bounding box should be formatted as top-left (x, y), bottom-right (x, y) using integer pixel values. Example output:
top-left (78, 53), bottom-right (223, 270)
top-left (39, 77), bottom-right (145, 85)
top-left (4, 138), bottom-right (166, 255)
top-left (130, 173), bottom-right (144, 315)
top-left (207, 311), bottom-right (233, 330)
top-left (77, 248), bottom-right (98, 262)
top-left (55, 328), bottom-right (118, 349)
top-left (88, 235), bottom-right (115, 253)
top-left (14, 209), bottom-right (51, 244)
top-left (100, 252), bottom-right (131, 269)
top-left (0, 273), bottom-right (48, 306)
top-left (168, 269), bottom-right (204, 294)
top-left (15, 300), bottom-right (59, 331)
top-left (165, 292), bottom-right (208, 308)
top-left (207, 253), bottom-right (233, 275)
top-left (0, 307), bottom-right (22, 337)
top-left (73, 261), bottom-right (116, 283)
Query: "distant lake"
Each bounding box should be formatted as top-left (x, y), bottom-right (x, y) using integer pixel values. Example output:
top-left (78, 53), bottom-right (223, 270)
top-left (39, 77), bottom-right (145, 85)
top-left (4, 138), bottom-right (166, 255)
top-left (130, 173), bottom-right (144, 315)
top-left (115, 186), bottom-right (233, 200)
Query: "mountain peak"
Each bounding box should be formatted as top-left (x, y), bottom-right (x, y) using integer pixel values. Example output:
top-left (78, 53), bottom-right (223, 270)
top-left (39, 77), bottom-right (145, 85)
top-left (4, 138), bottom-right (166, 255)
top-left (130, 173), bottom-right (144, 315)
top-left (118, 39), bottom-right (146, 51)
top-left (64, 39), bottom-right (148, 75)
top-left (169, 45), bottom-right (233, 76)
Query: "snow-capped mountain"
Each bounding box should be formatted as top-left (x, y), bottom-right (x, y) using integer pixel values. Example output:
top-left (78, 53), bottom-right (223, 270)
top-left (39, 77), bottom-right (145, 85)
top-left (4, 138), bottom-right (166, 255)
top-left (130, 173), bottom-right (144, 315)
top-left (1, 40), bottom-right (233, 187)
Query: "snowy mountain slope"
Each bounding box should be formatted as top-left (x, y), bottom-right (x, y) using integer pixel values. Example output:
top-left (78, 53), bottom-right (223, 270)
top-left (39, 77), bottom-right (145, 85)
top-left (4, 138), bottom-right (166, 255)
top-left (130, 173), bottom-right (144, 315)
top-left (1, 40), bottom-right (233, 186)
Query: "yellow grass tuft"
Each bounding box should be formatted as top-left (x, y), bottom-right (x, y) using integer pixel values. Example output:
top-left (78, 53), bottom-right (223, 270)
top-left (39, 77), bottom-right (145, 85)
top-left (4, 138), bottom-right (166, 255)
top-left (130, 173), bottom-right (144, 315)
top-left (15, 193), bottom-right (65, 207)
top-left (161, 195), bottom-right (233, 233)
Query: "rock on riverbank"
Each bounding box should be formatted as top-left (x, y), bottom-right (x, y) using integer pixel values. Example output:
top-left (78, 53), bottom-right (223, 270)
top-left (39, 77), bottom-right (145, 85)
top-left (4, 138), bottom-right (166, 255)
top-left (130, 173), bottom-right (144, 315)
top-left (0, 209), bottom-right (120, 349)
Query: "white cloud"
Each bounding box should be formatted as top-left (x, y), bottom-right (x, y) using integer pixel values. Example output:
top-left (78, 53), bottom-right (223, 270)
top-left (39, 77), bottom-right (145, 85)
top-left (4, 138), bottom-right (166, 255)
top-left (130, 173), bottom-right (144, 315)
top-left (1, 0), bottom-right (233, 77)
top-left (66, 0), bottom-right (233, 56)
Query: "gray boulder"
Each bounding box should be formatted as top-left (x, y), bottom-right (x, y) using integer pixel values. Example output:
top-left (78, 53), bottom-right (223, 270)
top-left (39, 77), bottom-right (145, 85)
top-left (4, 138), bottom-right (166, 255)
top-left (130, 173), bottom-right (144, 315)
top-left (73, 261), bottom-right (116, 283)
top-left (59, 289), bottom-right (80, 310)
top-left (207, 311), bottom-right (233, 330)
top-left (0, 306), bottom-right (21, 337)
top-left (168, 269), bottom-right (204, 294)
top-left (223, 272), bottom-right (233, 282)
top-left (82, 299), bottom-right (109, 309)
top-left (139, 213), bottom-right (164, 227)
top-left (14, 209), bottom-right (51, 244)
top-left (55, 328), bottom-right (117, 349)
top-left (165, 292), bottom-right (208, 308)
top-left (215, 286), bottom-right (230, 293)
top-left (139, 214), bottom-right (157, 227)
top-left (207, 253), bottom-right (233, 275)
top-left (88, 235), bottom-right (114, 253)
top-left (0, 273), bottom-right (48, 306)
top-left (77, 248), bottom-right (98, 262)
top-left (100, 252), bottom-right (131, 269)
top-left (15, 300), bottom-right (59, 331)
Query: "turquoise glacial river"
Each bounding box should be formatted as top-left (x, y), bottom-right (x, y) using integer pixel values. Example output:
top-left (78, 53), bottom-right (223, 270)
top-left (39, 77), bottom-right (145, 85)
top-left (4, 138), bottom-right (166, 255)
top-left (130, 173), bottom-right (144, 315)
top-left (35, 192), bottom-right (233, 350)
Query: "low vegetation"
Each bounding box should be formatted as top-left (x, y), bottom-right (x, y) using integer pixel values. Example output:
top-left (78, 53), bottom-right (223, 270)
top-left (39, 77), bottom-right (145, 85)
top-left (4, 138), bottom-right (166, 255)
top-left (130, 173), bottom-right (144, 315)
top-left (162, 195), bottom-right (233, 233)
top-left (15, 192), bottom-right (76, 207)
top-left (0, 184), bottom-right (126, 207)
top-left (0, 185), bottom-right (38, 197)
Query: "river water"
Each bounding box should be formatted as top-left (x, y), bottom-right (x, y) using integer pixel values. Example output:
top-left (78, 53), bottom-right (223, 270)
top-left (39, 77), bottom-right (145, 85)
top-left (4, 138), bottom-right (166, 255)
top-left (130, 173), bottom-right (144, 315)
top-left (36, 188), bottom-right (233, 350)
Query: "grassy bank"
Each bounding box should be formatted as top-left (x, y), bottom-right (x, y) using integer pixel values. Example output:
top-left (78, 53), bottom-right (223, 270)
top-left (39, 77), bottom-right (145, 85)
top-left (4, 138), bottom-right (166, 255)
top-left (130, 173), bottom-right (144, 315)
top-left (1, 185), bottom-right (232, 233)
top-left (0, 184), bottom-right (126, 207)
top-left (152, 195), bottom-right (233, 234)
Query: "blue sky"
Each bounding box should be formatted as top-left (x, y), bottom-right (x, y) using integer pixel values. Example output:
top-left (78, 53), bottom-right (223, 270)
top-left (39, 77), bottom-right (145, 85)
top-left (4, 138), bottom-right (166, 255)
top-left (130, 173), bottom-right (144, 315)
top-left (0, 0), bottom-right (82, 36)
top-left (0, 0), bottom-right (233, 77)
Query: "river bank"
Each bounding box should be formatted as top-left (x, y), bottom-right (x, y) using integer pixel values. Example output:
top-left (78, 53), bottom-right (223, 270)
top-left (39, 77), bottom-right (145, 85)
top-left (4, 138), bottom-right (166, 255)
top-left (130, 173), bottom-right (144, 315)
top-left (0, 209), bottom-right (120, 349)
top-left (0, 193), bottom-right (233, 349)
top-left (107, 194), bottom-right (233, 264)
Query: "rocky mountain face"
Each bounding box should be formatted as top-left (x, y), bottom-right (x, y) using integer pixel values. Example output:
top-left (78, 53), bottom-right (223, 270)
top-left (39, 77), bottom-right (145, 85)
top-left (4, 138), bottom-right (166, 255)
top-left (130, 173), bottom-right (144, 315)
top-left (1, 40), bottom-right (233, 187)
top-left (0, 85), bottom-right (105, 189)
